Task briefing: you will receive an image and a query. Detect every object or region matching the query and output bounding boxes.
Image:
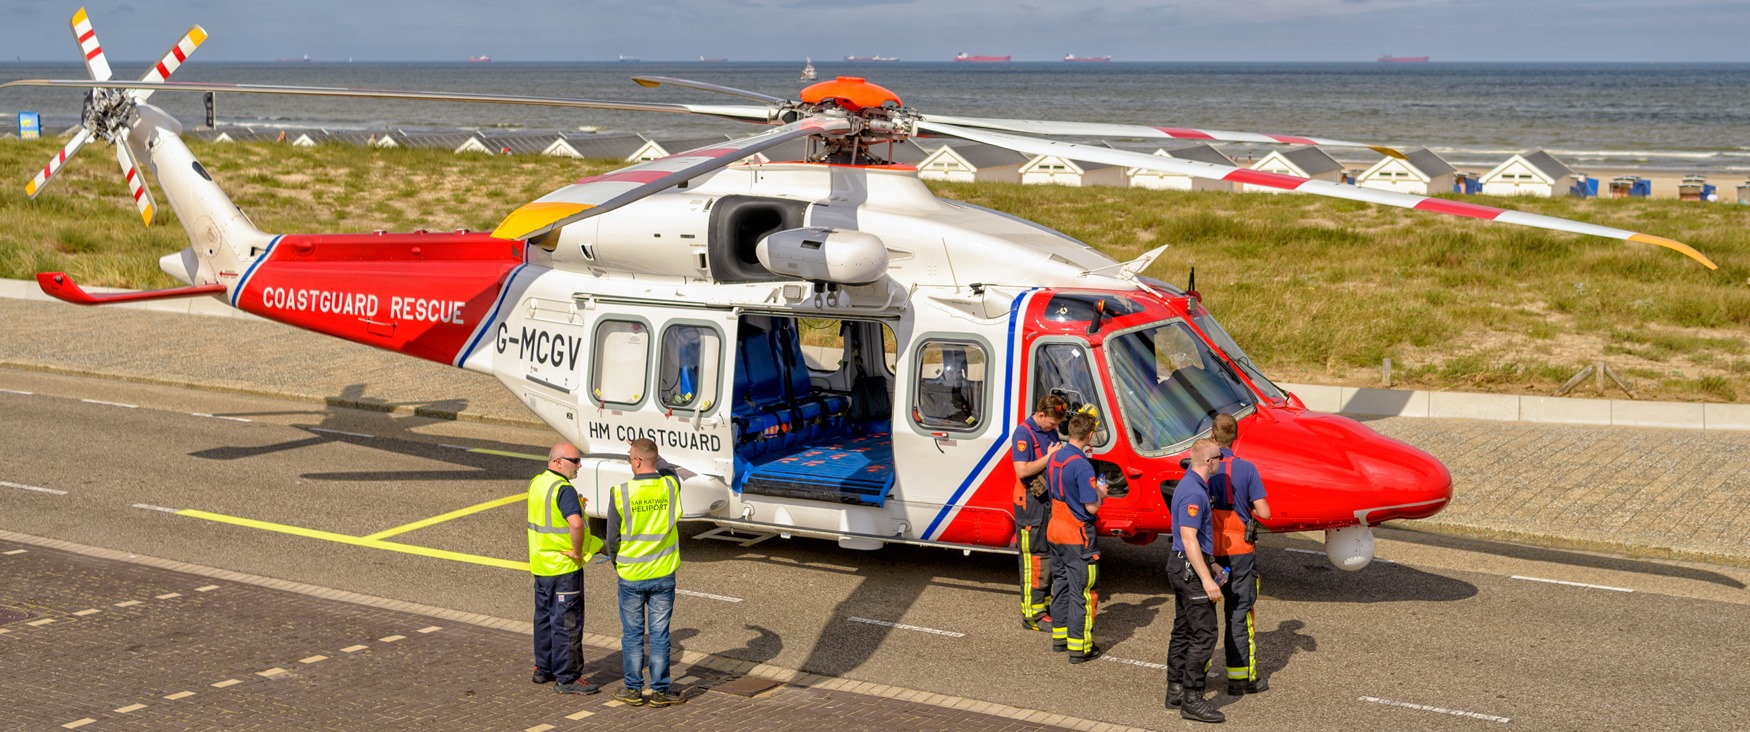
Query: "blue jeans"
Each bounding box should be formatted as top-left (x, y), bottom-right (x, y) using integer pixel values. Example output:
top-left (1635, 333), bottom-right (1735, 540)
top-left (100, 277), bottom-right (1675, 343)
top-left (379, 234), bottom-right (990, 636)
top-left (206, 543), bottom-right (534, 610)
top-left (617, 573), bottom-right (677, 692)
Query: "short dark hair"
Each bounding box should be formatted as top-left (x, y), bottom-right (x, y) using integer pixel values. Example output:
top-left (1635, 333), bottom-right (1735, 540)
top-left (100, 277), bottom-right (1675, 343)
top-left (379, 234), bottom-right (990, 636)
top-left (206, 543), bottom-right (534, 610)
top-left (1065, 412), bottom-right (1097, 440)
top-left (1035, 394), bottom-right (1069, 420)
top-left (1212, 413), bottom-right (1239, 447)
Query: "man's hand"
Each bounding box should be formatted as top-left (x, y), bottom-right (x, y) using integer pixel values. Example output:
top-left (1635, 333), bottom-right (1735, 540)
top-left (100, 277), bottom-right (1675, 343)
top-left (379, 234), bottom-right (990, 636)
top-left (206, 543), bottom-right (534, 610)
top-left (1202, 578), bottom-right (1223, 603)
top-left (1047, 442), bottom-right (1062, 454)
top-left (560, 550), bottom-right (580, 561)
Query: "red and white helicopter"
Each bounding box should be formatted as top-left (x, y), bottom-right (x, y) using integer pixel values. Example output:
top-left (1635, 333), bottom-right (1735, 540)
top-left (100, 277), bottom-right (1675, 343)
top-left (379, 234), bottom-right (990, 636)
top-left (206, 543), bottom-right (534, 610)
top-left (8, 10), bottom-right (1717, 570)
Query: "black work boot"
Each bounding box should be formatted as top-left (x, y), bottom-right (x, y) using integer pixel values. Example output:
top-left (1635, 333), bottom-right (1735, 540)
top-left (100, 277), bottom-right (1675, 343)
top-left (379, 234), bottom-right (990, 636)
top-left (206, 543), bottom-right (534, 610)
top-left (1228, 678), bottom-right (1268, 696)
top-left (1179, 690), bottom-right (1226, 724)
top-left (1165, 682), bottom-right (1184, 708)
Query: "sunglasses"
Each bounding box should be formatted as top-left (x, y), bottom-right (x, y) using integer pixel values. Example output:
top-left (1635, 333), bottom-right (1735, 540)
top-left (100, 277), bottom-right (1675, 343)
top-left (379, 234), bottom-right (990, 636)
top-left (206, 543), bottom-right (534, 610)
top-left (554, 456), bottom-right (581, 465)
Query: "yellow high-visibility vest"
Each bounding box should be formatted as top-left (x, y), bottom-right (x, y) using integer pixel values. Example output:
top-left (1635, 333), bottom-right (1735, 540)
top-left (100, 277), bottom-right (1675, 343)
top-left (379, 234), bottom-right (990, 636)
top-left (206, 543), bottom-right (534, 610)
top-left (527, 470), bottom-right (591, 576)
top-left (612, 475), bottom-right (681, 581)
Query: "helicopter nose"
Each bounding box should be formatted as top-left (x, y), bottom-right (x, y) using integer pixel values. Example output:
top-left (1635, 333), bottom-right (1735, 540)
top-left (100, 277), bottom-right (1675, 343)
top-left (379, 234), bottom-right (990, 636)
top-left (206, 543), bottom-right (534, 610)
top-left (1239, 409), bottom-right (1451, 526)
top-left (1351, 430), bottom-right (1452, 522)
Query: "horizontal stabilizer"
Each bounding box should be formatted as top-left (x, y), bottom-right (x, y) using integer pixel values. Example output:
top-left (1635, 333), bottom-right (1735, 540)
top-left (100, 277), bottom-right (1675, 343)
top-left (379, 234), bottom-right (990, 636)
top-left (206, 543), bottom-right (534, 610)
top-left (36, 271), bottom-right (225, 305)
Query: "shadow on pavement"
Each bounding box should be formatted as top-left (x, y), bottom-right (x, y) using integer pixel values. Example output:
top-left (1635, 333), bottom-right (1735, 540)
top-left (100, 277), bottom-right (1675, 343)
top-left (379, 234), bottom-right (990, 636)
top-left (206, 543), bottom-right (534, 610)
top-left (1379, 527), bottom-right (1746, 589)
top-left (1260, 549), bottom-right (1480, 604)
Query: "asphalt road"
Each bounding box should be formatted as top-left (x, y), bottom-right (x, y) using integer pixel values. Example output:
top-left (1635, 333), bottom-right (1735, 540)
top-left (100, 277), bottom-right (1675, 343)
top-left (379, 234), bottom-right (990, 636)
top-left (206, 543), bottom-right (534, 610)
top-left (3, 368), bottom-right (1748, 731)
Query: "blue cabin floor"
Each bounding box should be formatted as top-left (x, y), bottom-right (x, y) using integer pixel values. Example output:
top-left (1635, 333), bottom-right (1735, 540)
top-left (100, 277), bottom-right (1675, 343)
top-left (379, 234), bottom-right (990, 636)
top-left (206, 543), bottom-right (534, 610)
top-left (738, 430), bottom-right (895, 507)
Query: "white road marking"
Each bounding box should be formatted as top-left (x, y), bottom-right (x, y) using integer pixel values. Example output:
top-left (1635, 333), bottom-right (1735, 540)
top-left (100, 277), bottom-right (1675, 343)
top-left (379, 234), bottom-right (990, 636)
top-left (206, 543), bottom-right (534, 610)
top-left (80, 399), bottom-right (138, 409)
top-left (114, 600), bottom-right (142, 608)
top-left (62, 719), bottom-right (95, 729)
top-left (379, 635), bottom-right (405, 642)
top-left (341, 644), bottom-right (368, 653)
top-left (195, 585), bottom-right (220, 592)
top-left (1102, 655), bottom-right (1168, 670)
top-left (114, 703), bottom-right (146, 713)
top-left (210, 679), bottom-right (242, 688)
top-left (1511, 575), bottom-right (1633, 593)
top-left (2, 481), bottom-right (68, 495)
top-left (677, 589), bottom-right (744, 603)
top-left (0, 389), bottom-right (32, 395)
top-left (417, 626), bottom-right (442, 633)
top-left (257, 668), bottom-right (287, 678)
top-left (73, 609), bottom-right (100, 616)
top-left (846, 616), bottom-right (965, 638)
top-left (155, 593), bottom-right (182, 600)
top-left (4, 549), bottom-right (29, 555)
top-left (310, 428), bottom-right (373, 438)
top-left (1359, 696), bottom-right (1511, 723)
top-left (163, 691), bottom-right (195, 700)
top-left (300, 655), bottom-right (328, 664)
top-left (132, 504), bottom-right (180, 513)
top-left (27, 618), bottom-right (56, 626)
top-left (192, 412), bottom-right (253, 423)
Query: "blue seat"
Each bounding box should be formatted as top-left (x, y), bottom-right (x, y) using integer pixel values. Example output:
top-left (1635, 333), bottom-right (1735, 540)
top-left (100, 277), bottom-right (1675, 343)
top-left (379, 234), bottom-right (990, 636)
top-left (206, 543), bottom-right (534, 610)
top-left (732, 315), bottom-right (853, 460)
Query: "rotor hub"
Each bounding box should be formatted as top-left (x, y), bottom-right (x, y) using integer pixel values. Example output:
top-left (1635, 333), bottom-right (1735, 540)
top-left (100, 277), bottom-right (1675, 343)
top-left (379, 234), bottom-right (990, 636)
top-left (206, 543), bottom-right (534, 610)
top-left (81, 87), bottom-right (132, 142)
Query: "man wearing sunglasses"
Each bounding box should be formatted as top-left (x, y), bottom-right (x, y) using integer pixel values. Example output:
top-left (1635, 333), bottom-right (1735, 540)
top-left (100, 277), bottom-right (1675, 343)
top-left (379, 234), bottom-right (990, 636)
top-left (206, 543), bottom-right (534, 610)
top-left (528, 443), bottom-right (601, 695)
top-left (1166, 439), bottom-right (1227, 724)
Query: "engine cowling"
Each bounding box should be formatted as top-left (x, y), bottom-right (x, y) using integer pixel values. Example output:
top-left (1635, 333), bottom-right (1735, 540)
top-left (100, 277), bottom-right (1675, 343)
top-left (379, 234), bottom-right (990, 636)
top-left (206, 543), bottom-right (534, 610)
top-left (755, 227), bottom-right (888, 285)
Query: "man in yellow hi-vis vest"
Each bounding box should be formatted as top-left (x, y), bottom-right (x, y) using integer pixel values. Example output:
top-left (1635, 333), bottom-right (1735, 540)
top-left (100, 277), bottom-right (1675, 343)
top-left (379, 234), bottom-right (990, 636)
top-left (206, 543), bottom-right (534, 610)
top-left (528, 442), bottom-right (602, 696)
top-left (604, 438), bottom-right (686, 708)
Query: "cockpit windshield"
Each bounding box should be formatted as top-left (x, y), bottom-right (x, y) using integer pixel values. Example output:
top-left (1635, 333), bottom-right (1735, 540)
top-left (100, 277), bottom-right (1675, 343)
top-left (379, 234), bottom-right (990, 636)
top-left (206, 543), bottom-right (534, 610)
top-left (1189, 306), bottom-right (1286, 403)
top-left (1106, 320), bottom-right (1257, 453)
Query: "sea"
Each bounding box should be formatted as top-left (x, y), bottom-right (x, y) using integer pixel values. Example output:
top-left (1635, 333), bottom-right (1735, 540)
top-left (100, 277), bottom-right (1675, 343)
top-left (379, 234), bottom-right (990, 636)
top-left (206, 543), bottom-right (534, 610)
top-left (4, 61), bottom-right (1749, 175)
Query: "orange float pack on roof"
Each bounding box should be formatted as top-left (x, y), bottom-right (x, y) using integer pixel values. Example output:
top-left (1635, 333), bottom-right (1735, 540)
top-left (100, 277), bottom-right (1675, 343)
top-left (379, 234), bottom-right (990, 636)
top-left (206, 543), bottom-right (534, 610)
top-left (799, 76), bottom-right (901, 111)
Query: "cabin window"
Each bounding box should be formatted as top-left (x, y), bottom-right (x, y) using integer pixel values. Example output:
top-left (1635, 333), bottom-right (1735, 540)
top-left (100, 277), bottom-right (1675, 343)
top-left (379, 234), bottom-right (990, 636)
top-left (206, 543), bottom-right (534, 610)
top-left (590, 319), bottom-right (649, 407)
top-left (912, 340), bottom-right (987, 431)
top-left (1030, 342), bottom-right (1110, 446)
top-left (658, 324), bottom-right (722, 413)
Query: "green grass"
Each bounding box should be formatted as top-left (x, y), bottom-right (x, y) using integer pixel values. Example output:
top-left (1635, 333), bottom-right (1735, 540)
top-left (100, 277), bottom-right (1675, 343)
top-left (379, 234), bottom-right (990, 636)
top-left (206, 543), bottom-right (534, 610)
top-left (3, 138), bottom-right (1747, 402)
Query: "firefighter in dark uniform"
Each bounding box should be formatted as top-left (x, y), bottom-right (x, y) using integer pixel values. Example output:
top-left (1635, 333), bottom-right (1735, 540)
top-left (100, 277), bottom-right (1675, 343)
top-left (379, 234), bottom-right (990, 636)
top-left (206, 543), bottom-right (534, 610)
top-left (1166, 438), bottom-right (1227, 724)
top-left (1209, 413), bottom-right (1272, 697)
top-left (1045, 412), bottom-right (1107, 663)
top-left (1013, 394), bottom-right (1068, 631)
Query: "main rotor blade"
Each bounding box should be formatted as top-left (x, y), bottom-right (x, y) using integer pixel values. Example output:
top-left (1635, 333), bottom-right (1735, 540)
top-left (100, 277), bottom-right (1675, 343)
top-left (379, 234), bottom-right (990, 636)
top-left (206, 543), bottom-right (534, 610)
top-left (70, 7), bottom-right (112, 82)
top-left (0, 80), bottom-right (773, 122)
top-left (132, 25), bottom-right (208, 102)
top-left (25, 127), bottom-right (92, 199)
top-left (919, 120), bottom-right (1717, 270)
top-left (114, 135), bottom-right (155, 226)
top-left (921, 114), bottom-right (1404, 159)
top-left (632, 76), bottom-right (786, 105)
top-left (493, 117), bottom-right (852, 241)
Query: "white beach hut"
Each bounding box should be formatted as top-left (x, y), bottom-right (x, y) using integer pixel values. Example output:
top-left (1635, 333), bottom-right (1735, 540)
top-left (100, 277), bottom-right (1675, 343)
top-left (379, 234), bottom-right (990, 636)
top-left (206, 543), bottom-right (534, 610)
top-left (558, 134), bottom-right (649, 161)
top-left (1355, 148), bottom-right (1457, 195)
top-left (917, 142), bottom-right (1028, 183)
top-left (1122, 144), bottom-right (1236, 192)
top-left (1020, 154), bottom-right (1127, 187)
top-left (1479, 150), bottom-right (1575, 197)
top-left (1242, 146), bottom-right (1344, 193)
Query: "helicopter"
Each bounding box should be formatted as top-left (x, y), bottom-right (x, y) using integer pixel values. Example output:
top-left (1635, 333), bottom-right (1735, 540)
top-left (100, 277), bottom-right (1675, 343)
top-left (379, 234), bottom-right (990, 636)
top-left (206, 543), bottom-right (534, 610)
top-left (6, 9), bottom-right (1717, 572)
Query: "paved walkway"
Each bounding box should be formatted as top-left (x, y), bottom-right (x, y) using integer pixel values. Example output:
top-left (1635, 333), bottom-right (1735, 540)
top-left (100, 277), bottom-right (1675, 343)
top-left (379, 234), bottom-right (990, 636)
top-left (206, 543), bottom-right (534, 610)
top-left (1, 538), bottom-right (1083, 732)
top-left (2, 298), bottom-right (1747, 565)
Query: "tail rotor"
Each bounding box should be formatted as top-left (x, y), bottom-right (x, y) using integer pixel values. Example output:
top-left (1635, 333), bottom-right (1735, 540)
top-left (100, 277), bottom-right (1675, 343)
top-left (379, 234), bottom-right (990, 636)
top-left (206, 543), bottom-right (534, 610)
top-left (22, 6), bottom-right (204, 223)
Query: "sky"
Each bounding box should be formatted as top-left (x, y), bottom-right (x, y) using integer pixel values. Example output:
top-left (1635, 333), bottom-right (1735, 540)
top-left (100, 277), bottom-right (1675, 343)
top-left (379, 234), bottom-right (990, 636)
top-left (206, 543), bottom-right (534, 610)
top-left (2, 0), bottom-right (1748, 63)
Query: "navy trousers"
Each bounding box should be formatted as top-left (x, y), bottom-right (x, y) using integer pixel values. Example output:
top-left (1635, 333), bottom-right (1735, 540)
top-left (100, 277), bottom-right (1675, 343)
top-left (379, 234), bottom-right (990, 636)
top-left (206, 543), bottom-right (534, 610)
top-left (533, 570), bottom-right (585, 683)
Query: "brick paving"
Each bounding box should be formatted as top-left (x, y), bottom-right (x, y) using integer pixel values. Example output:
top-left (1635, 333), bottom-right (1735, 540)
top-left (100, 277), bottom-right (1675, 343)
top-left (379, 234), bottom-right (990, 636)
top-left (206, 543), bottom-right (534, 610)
top-left (0, 540), bottom-right (1077, 732)
top-left (1365, 416), bottom-right (1750, 562)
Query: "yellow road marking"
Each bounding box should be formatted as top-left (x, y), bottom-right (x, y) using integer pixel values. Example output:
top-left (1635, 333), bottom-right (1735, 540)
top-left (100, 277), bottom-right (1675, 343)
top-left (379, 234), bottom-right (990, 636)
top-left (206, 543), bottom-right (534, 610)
top-left (469, 448), bottom-right (547, 461)
top-left (361, 492), bottom-right (524, 540)
top-left (164, 691), bottom-right (195, 700)
top-left (177, 509), bottom-right (529, 572)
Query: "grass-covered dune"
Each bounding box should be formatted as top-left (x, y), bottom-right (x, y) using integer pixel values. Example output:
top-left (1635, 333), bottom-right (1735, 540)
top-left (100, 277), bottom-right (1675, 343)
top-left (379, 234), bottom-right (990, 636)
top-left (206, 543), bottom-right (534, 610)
top-left (2, 138), bottom-right (1746, 402)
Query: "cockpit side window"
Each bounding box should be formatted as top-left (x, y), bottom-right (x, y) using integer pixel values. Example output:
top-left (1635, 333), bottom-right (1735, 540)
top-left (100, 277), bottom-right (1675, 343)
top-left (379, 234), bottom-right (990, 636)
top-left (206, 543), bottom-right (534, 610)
top-left (1029, 342), bottom-right (1110, 446)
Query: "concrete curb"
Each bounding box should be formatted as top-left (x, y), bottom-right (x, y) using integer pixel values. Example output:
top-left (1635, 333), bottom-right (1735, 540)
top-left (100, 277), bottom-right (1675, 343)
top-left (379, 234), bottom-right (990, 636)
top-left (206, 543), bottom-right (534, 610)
top-left (0, 529), bottom-right (1148, 732)
top-left (3, 277), bottom-right (1740, 432)
top-left (1281, 383), bottom-right (1743, 432)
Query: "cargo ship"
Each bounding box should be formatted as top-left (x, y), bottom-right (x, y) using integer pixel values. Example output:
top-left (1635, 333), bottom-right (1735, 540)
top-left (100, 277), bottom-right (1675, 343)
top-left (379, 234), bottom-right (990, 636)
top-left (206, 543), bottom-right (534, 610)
top-left (699, 56), bottom-right (728, 63)
top-left (1377, 54), bottom-right (1429, 63)
top-left (618, 55), bottom-right (640, 63)
top-left (467, 55), bottom-right (491, 63)
top-left (954, 52), bottom-right (1011, 62)
top-left (1063, 54), bottom-right (1111, 62)
top-left (844, 55), bottom-right (899, 62)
